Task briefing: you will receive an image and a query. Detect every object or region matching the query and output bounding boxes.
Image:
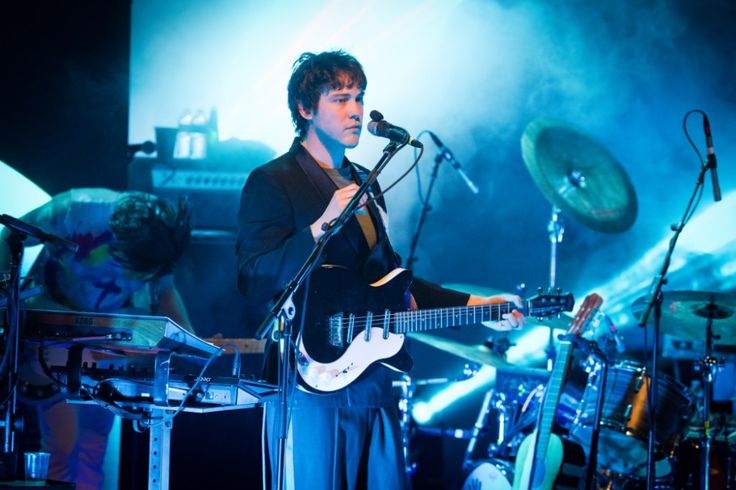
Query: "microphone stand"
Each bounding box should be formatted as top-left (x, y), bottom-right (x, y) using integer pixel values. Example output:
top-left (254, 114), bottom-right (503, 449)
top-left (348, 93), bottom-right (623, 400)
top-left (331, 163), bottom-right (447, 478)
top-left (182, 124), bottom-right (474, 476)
top-left (406, 150), bottom-right (443, 270)
top-left (0, 215), bottom-right (75, 479)
top-left (253, 141), bottom-right (403, 490)
top-left (637, 161), bottom-right (710, 490)
top-left (0, 232), bottom-right (23, 479)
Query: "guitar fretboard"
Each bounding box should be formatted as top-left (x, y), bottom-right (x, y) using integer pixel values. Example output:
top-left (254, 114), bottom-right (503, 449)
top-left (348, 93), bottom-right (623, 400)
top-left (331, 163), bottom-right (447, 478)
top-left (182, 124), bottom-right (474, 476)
top-left (392, 303), bottom-right (518, 333)
top-left (534, 341), bottom-right (573, 462)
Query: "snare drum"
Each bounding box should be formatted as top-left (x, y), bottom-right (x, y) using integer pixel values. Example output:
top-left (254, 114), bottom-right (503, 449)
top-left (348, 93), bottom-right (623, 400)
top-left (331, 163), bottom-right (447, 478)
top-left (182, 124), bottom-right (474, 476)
top-left (571, 361), bottom-right (691, 475)
top-left (461, 459), bottom-right (514, 490)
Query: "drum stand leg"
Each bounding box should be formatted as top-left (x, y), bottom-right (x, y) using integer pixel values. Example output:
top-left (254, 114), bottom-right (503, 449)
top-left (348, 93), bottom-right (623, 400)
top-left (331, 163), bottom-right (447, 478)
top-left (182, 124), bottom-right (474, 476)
top-left (585, 355), bottom-right (609, 490)
top-left (698, 304), bottom-right (722, 490)
top-left (545, 206), bottom-right (564, 371)
top-left (463, 389), bottom-right (496, 469)
top-left (396, 374), bottom-right (417, 485)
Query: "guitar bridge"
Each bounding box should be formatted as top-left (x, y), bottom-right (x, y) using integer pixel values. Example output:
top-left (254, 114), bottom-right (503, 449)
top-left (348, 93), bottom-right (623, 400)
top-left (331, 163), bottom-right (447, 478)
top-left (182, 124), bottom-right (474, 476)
top-left (328, 314), bottom-right (344, 348)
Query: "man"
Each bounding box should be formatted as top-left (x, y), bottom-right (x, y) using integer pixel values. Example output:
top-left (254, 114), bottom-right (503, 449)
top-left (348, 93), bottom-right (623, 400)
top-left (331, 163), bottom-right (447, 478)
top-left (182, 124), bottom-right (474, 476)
top-left (236, 51), bottom-right (524, 489)
top-left (0, 188), bottom-right (192, 490)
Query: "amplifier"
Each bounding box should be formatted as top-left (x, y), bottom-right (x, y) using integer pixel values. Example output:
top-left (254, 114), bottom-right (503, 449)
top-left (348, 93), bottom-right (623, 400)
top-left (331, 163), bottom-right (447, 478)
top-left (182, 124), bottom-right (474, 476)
top-left (128, 158), bottom-right (246, 232)
top-left (128, 140), bottom-right (274, 232)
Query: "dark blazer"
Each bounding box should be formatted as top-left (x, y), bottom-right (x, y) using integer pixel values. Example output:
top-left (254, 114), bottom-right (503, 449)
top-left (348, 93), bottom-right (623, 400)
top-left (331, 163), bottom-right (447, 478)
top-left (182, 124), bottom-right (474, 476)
top-left (236, 139), bottom-right (468, 311)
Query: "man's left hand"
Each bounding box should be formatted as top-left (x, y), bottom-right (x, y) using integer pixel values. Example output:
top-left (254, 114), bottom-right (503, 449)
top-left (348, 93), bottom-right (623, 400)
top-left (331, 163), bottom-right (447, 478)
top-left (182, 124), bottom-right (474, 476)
top-left (467, 294), bottom-right (525, 331)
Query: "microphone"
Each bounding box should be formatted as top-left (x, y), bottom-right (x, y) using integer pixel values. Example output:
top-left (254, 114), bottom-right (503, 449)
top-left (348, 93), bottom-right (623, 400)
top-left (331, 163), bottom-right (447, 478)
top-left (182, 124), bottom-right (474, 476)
top-left (428, 131), bottom-right (479, 194)
top-left (126, 140), bottom-right (156, 159)
top-left (0, 214), bottom-right (79, 252)
top-left (367, 110), bottom-right (423, 148)
top-left (703, 115), bottom-right (722, 202)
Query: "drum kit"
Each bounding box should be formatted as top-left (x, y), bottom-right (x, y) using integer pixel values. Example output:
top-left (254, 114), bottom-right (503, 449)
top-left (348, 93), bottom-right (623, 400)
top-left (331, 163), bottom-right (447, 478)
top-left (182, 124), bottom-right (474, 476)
top-left (398, 119), bottom-right (736, 489)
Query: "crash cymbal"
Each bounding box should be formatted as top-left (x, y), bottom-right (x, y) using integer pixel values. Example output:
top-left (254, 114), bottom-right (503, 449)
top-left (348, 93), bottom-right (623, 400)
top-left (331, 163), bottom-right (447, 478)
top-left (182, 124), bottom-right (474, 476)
top-left (409, 332), bottom-right (510, 368)
top-left (521, 118), bottom-right (637, 233)
top-left (632, 291), bottom-right (736, 344)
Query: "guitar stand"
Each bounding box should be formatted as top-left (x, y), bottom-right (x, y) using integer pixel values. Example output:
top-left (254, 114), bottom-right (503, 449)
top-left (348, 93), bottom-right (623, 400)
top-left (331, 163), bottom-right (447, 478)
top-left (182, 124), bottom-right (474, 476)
top-left (562, 334), bottom-right (610, 490)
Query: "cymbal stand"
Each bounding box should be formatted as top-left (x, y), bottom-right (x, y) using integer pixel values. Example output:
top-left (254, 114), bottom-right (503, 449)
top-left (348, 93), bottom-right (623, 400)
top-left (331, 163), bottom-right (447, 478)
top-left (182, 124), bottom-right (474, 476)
top-left (395, 374), bottom-right (417, 484)
top-left (394, 366), bottom-right (480, 485)
top-left (697, 303), bottom-right (722, 490)
top-left (545, 206), bottom-right (564, 371)
top-left (462, 388), bottom-right (497, 469)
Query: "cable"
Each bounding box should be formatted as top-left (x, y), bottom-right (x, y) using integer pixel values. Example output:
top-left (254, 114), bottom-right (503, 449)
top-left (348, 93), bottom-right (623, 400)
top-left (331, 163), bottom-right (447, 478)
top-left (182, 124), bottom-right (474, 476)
top-left (159, 346), bottom-right (226, 424)
top-left (682, 109), bottom-right (709, 226)
top-left (363, 143), bottom-right (425, 205)
top-left (412, 130), bottom-right (431, 205)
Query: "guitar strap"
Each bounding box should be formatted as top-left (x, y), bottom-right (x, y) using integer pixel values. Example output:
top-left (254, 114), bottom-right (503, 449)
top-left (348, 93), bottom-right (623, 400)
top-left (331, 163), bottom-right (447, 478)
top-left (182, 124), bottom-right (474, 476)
top-left (292, 145), bottom-right (368, 259)
top-left (349, 165), bottom-right (400, 271)
top-left (292, 144), bottom-right (400, 276)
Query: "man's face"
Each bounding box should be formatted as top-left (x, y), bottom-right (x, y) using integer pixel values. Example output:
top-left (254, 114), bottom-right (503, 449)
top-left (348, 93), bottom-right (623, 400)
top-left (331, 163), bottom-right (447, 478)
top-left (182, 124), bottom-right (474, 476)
top-left (303, 84), bottom-right (364, 149)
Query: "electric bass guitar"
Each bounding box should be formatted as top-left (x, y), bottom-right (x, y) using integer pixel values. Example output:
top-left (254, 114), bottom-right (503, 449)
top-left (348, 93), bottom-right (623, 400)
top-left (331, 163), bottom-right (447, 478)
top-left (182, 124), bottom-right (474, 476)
top-left (512, 293), bottom-right (603, 490)
top-left (294, 265), bottom-right (574, 393)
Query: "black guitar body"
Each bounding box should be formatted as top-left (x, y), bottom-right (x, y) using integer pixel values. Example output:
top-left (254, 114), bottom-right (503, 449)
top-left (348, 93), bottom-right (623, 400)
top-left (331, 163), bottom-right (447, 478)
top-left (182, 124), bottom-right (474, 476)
top-left (297, 265), bottom-right (414, 372)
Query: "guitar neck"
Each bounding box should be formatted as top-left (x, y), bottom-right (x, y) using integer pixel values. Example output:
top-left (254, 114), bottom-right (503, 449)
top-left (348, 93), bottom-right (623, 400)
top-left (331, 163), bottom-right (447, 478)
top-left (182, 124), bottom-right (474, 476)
top-left (534, 341), bottom-right (572, 462)
top-left (392, 303), bottom-right (519, 333)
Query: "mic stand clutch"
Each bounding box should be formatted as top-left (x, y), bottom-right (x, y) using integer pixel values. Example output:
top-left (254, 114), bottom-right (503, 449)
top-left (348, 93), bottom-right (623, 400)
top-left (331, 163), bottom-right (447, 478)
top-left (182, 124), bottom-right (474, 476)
top-left (636, 157), bottom-right (712, 490)
top-left (253, 141), bottom-right (404, 490)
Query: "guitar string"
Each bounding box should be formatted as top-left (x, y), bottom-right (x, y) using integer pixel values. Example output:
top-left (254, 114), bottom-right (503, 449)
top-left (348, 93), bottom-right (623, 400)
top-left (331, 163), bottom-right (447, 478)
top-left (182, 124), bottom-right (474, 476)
top-left (322, 303), bottom-right (559, 332)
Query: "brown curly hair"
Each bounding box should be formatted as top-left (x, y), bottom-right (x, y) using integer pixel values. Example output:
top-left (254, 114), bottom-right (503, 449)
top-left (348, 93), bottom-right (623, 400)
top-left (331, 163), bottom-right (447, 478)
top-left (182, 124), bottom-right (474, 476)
top-left (109, 192), bottom-right (191, 278)
top-left (287, 50), bottom-right (367, 139)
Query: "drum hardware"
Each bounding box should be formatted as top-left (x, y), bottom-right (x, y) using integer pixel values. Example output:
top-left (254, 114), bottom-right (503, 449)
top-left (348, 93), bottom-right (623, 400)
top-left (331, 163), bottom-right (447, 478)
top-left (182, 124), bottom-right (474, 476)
top-left (571, 360), bottom-right (692, 484)
top-left (459, 386), bottom-right (545, 490)
top-left (521, 118), bottom-right (637, 374)
top-left (675, 428), bottom-right (736, 489)
top-left (463, 388), bottom-right (497, 470)
top-left (693, 300), bottom-right (726, 490)
top-left (393, 366), bottom-right (480, 480)
top-left (633, 290), bottom-right (735, 490)
top-left (461, 459), bottom-right (514, 490)
top-left (544, 208), bottom-right (565, 372)
top-left (559, 333), bottom-right (611, 489)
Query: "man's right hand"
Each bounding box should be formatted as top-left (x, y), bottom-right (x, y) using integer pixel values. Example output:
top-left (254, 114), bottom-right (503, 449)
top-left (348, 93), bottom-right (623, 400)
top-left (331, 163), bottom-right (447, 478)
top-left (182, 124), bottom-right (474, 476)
top-left (310, 184), bottom-right (367, 240)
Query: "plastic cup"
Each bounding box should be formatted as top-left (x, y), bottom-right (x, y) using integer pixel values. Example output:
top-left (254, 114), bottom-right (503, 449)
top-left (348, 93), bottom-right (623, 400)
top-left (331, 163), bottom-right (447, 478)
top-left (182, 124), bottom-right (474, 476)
top-left (24, 451), bottom-right (50, 481)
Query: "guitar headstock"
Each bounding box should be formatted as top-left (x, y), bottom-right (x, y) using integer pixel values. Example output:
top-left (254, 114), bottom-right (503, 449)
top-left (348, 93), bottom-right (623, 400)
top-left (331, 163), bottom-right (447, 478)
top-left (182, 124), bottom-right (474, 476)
top-left (527, 289), bottom-right (575, 319)
top-left (568, 293), bottom-right (604, 336)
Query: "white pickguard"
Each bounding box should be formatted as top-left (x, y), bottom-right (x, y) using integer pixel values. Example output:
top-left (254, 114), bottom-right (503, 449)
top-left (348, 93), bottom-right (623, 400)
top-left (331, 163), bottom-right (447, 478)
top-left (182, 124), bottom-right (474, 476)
top-left (296, 328), bottom-right (404, 392)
